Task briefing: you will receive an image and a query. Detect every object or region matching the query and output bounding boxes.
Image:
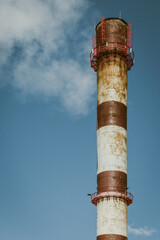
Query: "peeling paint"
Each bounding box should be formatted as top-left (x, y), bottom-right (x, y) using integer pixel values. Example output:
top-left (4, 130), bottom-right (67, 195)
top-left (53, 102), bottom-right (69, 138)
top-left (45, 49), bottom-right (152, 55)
top-left (97, 198), bottom-right (127, 236)
top-left (97, 126), bottom-right (127, 174)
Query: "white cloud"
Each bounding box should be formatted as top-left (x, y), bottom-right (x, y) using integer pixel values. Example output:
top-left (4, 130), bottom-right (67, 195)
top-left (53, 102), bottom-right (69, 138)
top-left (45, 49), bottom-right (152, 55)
top-left (128, 225), bottom-right (156, 236)
top-left (0, 0), bottom-right (96, 115)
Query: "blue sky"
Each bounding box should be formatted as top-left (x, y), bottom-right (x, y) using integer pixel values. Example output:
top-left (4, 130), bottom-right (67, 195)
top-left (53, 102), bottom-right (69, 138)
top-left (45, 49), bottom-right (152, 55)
top-left (0, 0), bottom-right (160, 239)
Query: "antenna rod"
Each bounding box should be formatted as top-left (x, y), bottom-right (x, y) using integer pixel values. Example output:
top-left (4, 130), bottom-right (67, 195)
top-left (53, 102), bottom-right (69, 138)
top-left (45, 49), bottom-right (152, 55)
top-left (119, 10), bottom-right (122, 18)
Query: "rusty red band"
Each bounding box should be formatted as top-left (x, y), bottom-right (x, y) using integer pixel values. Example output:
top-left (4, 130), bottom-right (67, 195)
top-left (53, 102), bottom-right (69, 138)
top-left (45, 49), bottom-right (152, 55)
top-left (97, 171), bottom-right (127, 193)
top-left (97, 234), bottom-right (127, 240)
top-left (97, 101), bottom-right (127, 130)
top-left (96, 19), bottom-right (127, 48)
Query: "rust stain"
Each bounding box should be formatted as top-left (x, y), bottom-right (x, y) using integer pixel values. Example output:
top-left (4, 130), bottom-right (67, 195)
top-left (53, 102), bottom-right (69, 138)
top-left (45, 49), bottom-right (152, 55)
top-left (97, 56), bottom-right (127, 90)
top-left (97, 55), bottom-right (127, 105)
top-left (110, 131), bottom-right (127, 156)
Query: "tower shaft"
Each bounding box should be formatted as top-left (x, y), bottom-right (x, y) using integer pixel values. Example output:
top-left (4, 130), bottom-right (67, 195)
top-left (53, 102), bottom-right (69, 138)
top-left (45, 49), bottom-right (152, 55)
top-left (97, 54), bottom-right (127, 240)
top-left (90, 18), bottom-right (134, 240)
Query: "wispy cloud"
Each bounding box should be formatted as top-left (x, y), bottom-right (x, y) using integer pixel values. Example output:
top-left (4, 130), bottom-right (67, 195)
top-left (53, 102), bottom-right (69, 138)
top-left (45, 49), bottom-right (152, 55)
top-left (0, 0), bottom-right (96, 115)
top-left (128, 225), bottom-right (156, 236)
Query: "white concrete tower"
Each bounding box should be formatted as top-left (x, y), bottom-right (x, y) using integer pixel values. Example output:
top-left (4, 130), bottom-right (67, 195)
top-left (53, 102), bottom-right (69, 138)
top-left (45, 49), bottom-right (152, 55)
top-left (90, 17), bottom-right (134, 240)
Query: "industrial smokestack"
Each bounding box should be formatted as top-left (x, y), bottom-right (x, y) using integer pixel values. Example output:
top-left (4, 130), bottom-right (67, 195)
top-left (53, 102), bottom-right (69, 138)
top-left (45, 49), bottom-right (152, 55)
top-left (90, 17), bottom-right (134, 240)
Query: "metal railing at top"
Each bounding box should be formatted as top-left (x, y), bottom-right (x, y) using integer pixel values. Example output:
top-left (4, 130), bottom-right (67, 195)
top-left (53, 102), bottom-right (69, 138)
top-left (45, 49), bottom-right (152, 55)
top-left (90, 41), bottom-right (134, 72)
top-left (91, 191), bottom-right (133, 206)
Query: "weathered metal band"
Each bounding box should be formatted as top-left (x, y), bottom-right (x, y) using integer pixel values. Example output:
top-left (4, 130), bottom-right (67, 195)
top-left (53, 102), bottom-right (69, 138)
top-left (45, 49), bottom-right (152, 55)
top-left (97, 234), bottom-right (127, 240)
top-left (97, 171), bottom-right (127, 193)
top-left (97, 101), bottom-right (127, 130)
top-left (96, 19), bottom-right (127, 47)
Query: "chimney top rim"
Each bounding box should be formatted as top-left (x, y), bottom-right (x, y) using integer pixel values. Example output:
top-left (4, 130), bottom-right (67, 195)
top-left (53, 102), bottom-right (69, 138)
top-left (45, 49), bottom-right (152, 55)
top-left (96, 17), bottom-right (128, 30)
